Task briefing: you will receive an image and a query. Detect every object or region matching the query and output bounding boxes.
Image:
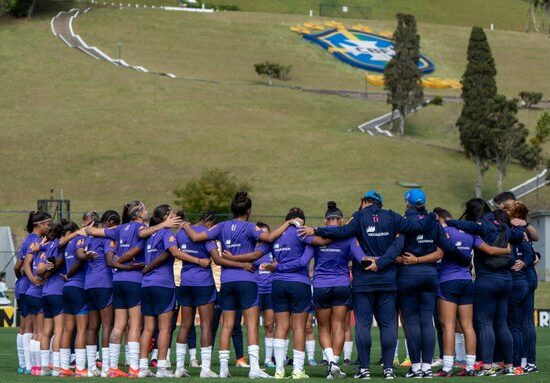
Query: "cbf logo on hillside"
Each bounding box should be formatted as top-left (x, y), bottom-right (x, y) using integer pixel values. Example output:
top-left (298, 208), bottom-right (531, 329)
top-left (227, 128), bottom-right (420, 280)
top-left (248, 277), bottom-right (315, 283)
top-left (291, 22), bottom-right (434, 73)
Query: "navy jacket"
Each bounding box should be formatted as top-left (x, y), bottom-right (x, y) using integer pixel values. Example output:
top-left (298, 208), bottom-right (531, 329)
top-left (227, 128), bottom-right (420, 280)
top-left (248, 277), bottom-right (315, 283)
top-left (314, 204), bottom-right (432, 292)
top-left (512, 227), bottom-right (536, 283)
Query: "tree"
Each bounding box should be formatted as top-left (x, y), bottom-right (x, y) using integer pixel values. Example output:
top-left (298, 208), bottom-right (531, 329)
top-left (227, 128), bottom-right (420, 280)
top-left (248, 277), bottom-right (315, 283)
top-left (518, 91), bottom-right (543, 109)
top-left (456, 26), bottom-right (498, 198)
top-left (519, 112), bottom-right (550, 169)
top-left (384, 14), bottom-right (424, 136)
top-left (173, 168), bottom-right (250, 217)
top-left (486, 95), bottom-right (529, 193)
top-left (526, 0), bottom-right (550, 33)
top-left (6, 0), bottom-right (38, 18)
top-left (254, 61), bottom-right (292, 86)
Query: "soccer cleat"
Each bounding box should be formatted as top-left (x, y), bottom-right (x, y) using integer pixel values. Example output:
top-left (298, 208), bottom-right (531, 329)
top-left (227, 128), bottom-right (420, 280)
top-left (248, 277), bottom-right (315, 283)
top-left (274, 369), bottom-right (286, 379)
top-left (393, 358), bottom-right (400, 367)
top-left (513, 367), bottom-right (525, 376)
top-left (40, 367), bottom-right (51, 376)
top-left (156, 368), bottom-right (175, 378)
top-left (236, 357), bottom-right (250, 368)
top-left (109, 368), bottom-right (129, 378)
top-left (524, 364), bottom-right (538, 373)
top-left (383, 368), bottom-right (395, 380)
top-left (190, 358), bottom-right (201, 368)
top-left (265, 360), bottom-right (276, 368)
top-left (200, 369), bottom-right (219, 378)
top-left (250, 369), bottom-right (273, 379)
top-left (52, 368), bottom-right (60, 377)
top-left (100, 369), bottom-right (109, 378)
top-left (291, 369), bottom-right (309, 379)
top-left (435, 369), bottom-right (452, 377)
top-left (150, 359), bottom-right (158, 368)
top-left (503, 367), bottom-right (514, 376)
top-left (128, 367), bottom-right (140, 378)
top-left (17, 367), bottom-right (26, 374)
top-left (353, 368), bottom-right (371, 379)
top-left (59, 367), bottom-right (75, 377)
top-left (343, 358), bottom-right (352, 367)
top-left (219, 370), bottom-right (231, 378)
top-left (174, 367), bottom-right (190, 377)
top-left (328, 362), bottom-right (346, 379)
top-left (473, 361), bottom-right (483, 371)
top-left (319, 359), bottom-right (328, 366)
top-left (308, 359), bottom-right (318, 366)
top-left (404, 368), bottom-right (423, 378)
top-left (87, 368), bottom-right (101, 377)
top-left (31, 366), bottom-right (37, 376)
top-left (475, 368), bottom-right (499, 377)
top-left (456, 369), bottom-right (475, 376)
top-left (74, 368), bottom-right (88, 378)
top-left (400, 358), bottom-right (412, 367)
top-left (431, 359), bottom-right (443, 368)
top-left (422, 369), bottom-right (434, 378)
top-left (138, 369), bottom-right (155, 378)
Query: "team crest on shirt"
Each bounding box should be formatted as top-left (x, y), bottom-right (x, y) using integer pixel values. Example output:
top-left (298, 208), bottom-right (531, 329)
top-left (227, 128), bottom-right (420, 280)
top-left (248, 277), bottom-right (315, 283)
top-left (169, 235), bottom-right (176, 243)
top-left (40, 252), bottom-right (46, 260)
top-left (110, 241), bottom-right (116, 247)
top-left (455, 241), bottom-right (462, 247)
top-left (181, 244), bottom-right (187, 250)
top-left (77, 239), bottom-right (84, 246)
top-left (366, 226), bottom-right (376, 233)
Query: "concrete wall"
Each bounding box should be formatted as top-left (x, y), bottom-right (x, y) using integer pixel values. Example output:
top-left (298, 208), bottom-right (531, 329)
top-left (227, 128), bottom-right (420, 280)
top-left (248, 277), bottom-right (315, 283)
top-left (531, 211), bottom-right (550, 281)
top-left (0, 227), bottom-right (16, 290)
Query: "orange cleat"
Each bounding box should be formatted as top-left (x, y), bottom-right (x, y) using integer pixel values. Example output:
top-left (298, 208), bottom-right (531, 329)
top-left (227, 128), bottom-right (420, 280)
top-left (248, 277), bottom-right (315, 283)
top-left (75, 368), bottom-right (88, 378)
top-left (513, 367), bottom-right (525, 376)
top-left (109, 368), bottom-right (129, 378)
top-left (59, 368), bottom-right (75, 377)
top-left (128, 367), bottom-right (140, 378)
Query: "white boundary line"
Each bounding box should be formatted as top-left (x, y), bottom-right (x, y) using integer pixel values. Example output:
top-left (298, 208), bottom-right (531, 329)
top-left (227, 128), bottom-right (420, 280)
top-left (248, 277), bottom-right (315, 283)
top-left (59, 34), bottom-right (74, 48)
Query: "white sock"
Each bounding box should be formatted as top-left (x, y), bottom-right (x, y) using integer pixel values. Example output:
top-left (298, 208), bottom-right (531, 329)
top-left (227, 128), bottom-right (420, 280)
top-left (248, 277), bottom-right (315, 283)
top-left (343, 341), bottom-right (353, 360)
top-left (158, 359), bottom-right (168, 371)
top-left (421, 362), bottom-right (432, 372)
top-left (124, 343), bottom-right (129, 365)
top-left (176, 343), bottom-right (188, 370)
top-left (264, 337), bottom-right (274, 364)
top-left (322, 348), bottom-right (327, 361)
top-left (17, 333), bottom-right (25, 369)
top-left (201, 346), bottom-right (212, 371)
top-left (52, 351), bottom-right (60, 369)
top-left (75, 348), bottom-right (86, 371)
top-left (274, 339), bottom-right (286, 372)
top-left (139, 358), bottom-right (149, 371)
top-left (394, 339), bottom-right (399, 358)
top-left (455, 333), bottom-right (465, 361)
top-left (60, 348), bottom-right (71, 370)
top-left (284, 339), bottom-right (290, 357)
top-left (189, 347), bottom-right (197, 361)
top-left (109, 343), bottom-right (120, 370)
top-left (521, 358), bottom-right (527, 368)
top-left (323, 347), bottom-right (335, 364)
top-left (249, 345), bottom-right (260, 371)
top-left (101, 348), bottom-right (110, 373)
top-left (465, 354), bottom-right (476, 371)
top-left (293, 349), bottom-right (305, 372)
top-left (306, 340), bottom-right (315, 361)
top-left (41, 349), bottom-right (51, 368)
top-left (166, 348), bottom-right (171, 367)
top-left (443, 355), bottom-right (454, 372)
top-left (219, 350), bottom-right (230, 375)
top-left (412, 362), bottom-right (421, 372)
top-left (127, 341), bottom-right (139, 370)
top-left (28, 339), bottom-right (35, 367)
top-left (86, 345), bottom-right (98, 370)
top-left (334, 355), bottom-right (340, 363)
top-left (29, 339), bottom-right (36, 367)
top-left (405, 339), bottom-right (410, 359)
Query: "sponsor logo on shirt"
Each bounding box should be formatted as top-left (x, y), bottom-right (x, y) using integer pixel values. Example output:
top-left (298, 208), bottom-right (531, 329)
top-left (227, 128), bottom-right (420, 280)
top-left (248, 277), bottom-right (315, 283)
top-left (366, 225), bottom-right (389, 237)
top-left (416, 234), bottom-right (434, 244)
top-left (455, 241), bottom-right (462, 247)
top-left (366, 226), bottom-right (376, 233)
top-left (181, 244), bottom-right (187, 250)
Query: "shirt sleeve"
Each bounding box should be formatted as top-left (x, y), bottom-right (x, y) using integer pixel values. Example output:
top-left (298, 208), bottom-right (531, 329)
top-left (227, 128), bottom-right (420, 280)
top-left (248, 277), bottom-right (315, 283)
top-left (75, 237), bottom-right (87, 251)
top-left (247, 223), bottom-right (263, 241)
top-left (205, 240), bottom-right (217, 252)
top-left (300, 235), bottom-right (314, 245)
top-left (376, 234), bottom-right (404, 270)
top-left (349, 238), bottom-right (366, 263)
top-left (206, 223), bottom-right (223, 240)
top-left (256, 243), bottom-right (272, 255)
top-left (395, 212), bottom-right (435, 234)
top-left (446, 219), bottom-right (484, 235)
top-left (314, 212), bottom-right (361, 239)
top-left (163, 230), bottom-right (178, 251)
top-left (104, 239), bottom-right (117, 255)
top-left (276, 245), bottom-right (315, 273)
top-left (103, 226), bottom-right (119, 241)
top-left (473, 235), bottom-right (483, 249)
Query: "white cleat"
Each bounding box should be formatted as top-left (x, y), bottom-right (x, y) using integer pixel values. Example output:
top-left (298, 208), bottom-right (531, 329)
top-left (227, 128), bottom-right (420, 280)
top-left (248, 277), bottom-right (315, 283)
top-left (156, 368), bottom-right (175, 378)
top-left (250, 369), bottom-right (273, 379)
top-left (190, 359), bottom-right (201, 368)
top-left (219, 370), bottom-right (231, 378)
top-left (51, 368), bottom-right (60, 377)
top-left (88, 368), bottom-right (101, 377)
top-left (100, 370), bottom-right (109, 378)
top-left (138, 368), bottom-right (155, 378)
top-left (329, 363), bottom-right (346, 379)
top-left (174, 367), bottom-right (190, 377)
top-left (200, 369), bottom-right (219, 378)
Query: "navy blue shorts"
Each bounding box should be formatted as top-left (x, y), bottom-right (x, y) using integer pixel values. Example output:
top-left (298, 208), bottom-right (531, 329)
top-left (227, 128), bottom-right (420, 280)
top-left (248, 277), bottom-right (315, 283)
top-left (259, 293), bottom-right (272, 311)
top-left (86, 288), bottom-right (113, 311)
top-left (17, 295), bottom-right (29, 317)
top-left (113, 281), bottom-right (141, 309)
top-left (63, 286), bottom-right (88, 315)
top-left (26, 295), bottom-right (43, 315)
top-left (438, 279), bottom-right (474, 305)
top-left (179, 285), bottom-right (217, 307)
top-left (141, 287), bottom-right (175, 316)
top-left (272, 280), bottom-right (311, 313)
top-left (219, 281), bottom-right (258, 311)
top-left (313, 286), bottom-right (352, 309)
top-left (42, 294), bottom-right (64, 318)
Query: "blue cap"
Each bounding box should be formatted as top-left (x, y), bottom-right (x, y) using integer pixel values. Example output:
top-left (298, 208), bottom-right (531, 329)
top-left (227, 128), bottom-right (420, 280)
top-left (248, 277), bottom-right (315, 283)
top-left (363, 190), bottom-right (383, 204)
top-left (404, 188), bottom-right (426, 205)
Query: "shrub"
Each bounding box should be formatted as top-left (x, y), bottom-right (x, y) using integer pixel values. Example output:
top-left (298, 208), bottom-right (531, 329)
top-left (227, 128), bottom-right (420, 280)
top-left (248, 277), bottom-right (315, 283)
top-left (254, 61), bottom-right (292, 85)
top-left (518, 91), bottom-right (543, 109)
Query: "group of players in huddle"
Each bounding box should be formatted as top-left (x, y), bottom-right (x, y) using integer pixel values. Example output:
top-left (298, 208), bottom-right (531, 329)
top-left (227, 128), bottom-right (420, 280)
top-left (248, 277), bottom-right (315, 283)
top-left (13, 188), bottom-right (540, 379)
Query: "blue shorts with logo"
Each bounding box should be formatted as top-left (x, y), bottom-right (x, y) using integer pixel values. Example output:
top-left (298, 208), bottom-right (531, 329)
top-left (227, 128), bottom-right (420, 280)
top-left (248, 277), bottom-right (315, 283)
top-left (141, 287), bottom-right (176, 316)
top-left (259, 293), bottom-right (272, 311)
top-left (42, 294), bottom-right (64, 318)
top-left (86, 288), bottom-right (113, 311)
top-left (438, 279), bottom-right (474, 305)
top-left (179, 285), bottom-right (217, 307)
top-left (113, 281), bottom-right (141, 309)
top-left (26, 295), bottom-right (43, 315)
top-left (63, 286), bottom-right (88, 315)
top-left (17, 295), bottom-right (29, 317)
top-left (272, 280), bottom-right (311, 313)
top-left (313, 286), bottom-right (352, 309)
top-left (219, 281), bottom-right (258, 311)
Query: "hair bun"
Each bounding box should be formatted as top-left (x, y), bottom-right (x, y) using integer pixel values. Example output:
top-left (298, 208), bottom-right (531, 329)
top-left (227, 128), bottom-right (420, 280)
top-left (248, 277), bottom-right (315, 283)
top-left (327, 201), bottom-right (337, 210)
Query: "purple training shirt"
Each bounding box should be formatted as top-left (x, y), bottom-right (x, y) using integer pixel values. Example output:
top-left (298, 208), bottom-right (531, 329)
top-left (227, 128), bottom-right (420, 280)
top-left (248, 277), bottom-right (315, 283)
top-left (254, 243), bottom-right (274, 294)
top-left (42, 239), bottom-right (64, 296)
top-left (63, 235), bottom-right (87, 288)
top-left (439, 226), bottom-right (480, 283)
top-left (272, 226), bottom-right (313, 285)
top-left (104, 221), bottom-right (146, 284)
top-left (25, 242), bottom-right (49, 298)
top-left (177, 226), bottom-right (216, 287)
top-left (142, 228), bottom-right (176, 289)
top-left (15, 233), bottom-right (41, 299)
top-left (84, 237), bottom-right (116, 290)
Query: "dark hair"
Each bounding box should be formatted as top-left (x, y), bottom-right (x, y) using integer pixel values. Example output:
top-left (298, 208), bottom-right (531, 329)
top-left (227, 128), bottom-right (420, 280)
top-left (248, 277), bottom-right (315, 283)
top-left (122, 200), bottom-right (145, 224)
top-left (26, 211), bottom-right (52, 233)
top-left (149, 204), bottom-right (171, 226)
top-left (433, 207), bottom-right (452, 220)
top-left (493, 209), bottom-right (510, 226)
top-left (256, 221), bottom-right (270, 230)
top-left (199, 210), bottom-right (216, 224)
top-left (82, 211), bottom-right (100, 225)
top-left (100, 210), bottom-right (121, 227)
top-left (49, 220), bottom-right (68, 240)
top-left (62, 221), bottom-right (80, 235)
top-left (325, 201), bottom-right (343, 219)
top-left (231, 192), bottom-right (252, 217)
top-left (493, 191), bottom-right (516, 205)
top-left (176, 210), bottom-right (186, 221)
top-left (285, 207), bottom-right (305, 222)
top-left (460, 198), bottom-right (492, 221)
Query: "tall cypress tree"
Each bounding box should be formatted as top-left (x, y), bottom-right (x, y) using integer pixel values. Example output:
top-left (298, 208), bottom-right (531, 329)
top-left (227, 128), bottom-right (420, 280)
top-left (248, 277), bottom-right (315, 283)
top-left (384, 13), bottom-right (424, 136)
top-left (456, 26), bottom-right (497, 198)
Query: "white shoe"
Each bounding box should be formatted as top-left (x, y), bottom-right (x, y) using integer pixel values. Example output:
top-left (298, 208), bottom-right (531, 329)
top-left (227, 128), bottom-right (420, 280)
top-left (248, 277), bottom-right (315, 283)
top-left (200, 369), bottom-right (219, 378)
top-left (190, 359), bottom-right (201, 368)
top-left (219, 369), bottom-right (231, 378)
top-left (329, 362), bottom-right (346, 379)
top-left (138, 369), bottom-right (154, 378)
top-left (250, 369), bottom-right (273, 379)
top-left (100, 370), bottom-right (109, 378)
top-left (174, 367), bottom-right (190, 377)
top-left (40, 367), bottom-right (51, 376)
top-left (51, 368), bottom-right (60, 377)
top-left (431, 359), bottom-right (443, 368)
top-left (156, 368), bottom-right (174, 378)
top-left (88, 368), bottom-right (101, 377)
